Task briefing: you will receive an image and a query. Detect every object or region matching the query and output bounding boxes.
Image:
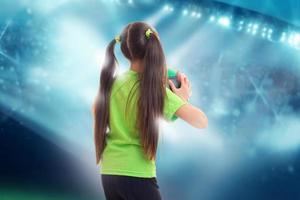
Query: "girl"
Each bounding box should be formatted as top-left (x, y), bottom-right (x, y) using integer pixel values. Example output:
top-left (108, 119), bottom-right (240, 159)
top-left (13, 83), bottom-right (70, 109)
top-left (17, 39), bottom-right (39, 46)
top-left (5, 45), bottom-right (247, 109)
top-left (92, 21), bottom-right (208, 200)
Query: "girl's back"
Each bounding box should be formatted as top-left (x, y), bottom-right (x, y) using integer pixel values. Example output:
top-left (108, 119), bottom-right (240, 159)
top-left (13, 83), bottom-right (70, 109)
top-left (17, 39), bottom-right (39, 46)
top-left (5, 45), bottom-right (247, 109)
top-left (101, 68), bottom-right (187, 178)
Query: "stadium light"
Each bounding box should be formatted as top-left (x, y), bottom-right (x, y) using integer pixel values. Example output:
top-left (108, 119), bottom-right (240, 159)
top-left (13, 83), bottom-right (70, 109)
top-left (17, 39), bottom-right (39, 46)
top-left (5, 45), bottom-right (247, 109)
top-left (209, 15), bottom-right (215, 22)
top-left (280, 32), bottom-right (286, 42)
top-left (163, 4), bottom-right (174, 12)
top-left (218, 16), bottom-right (230, 27)
top-left (293, 33), bottom-right (300, 46)
top-left (191, 11), bottom-right (196, 17)
top-left (182, 9), bottom-right (188, 16)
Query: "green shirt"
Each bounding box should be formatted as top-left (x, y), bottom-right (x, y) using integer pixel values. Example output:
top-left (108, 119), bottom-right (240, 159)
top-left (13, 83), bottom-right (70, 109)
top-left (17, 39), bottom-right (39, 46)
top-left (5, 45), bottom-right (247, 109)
top-left (100, 69), bottom-right (187, 178)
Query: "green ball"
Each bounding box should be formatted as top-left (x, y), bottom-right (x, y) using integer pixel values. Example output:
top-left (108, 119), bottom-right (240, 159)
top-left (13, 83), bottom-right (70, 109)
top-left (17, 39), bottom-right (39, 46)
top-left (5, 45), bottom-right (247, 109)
top-left (167, 68), bottom-right (180, 121)
top-left (167, 68), bottom-right (177, 78)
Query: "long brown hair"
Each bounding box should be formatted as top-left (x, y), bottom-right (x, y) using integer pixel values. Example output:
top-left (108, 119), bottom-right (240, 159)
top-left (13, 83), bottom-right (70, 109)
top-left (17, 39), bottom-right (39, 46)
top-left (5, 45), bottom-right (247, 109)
top-left (93, 21), bottom-right (167, 164)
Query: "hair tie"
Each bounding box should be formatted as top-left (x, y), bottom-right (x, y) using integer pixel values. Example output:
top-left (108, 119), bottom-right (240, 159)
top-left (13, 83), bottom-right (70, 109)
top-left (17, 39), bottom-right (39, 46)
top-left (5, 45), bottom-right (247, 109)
top-left (115, 35), bottom-right (121, 43)
top-left (145, 28), bottom-right (153, 39)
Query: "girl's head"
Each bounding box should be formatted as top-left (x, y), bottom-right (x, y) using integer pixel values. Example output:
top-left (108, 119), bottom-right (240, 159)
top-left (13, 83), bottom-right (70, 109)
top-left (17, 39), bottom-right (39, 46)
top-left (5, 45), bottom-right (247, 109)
top-left (93, 21), bottom-right (167, 164)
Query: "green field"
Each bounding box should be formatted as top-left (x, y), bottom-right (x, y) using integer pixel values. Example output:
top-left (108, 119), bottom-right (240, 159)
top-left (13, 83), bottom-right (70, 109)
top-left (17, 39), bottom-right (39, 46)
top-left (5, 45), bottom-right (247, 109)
top-left (0, 188), bottom-right (99, 200)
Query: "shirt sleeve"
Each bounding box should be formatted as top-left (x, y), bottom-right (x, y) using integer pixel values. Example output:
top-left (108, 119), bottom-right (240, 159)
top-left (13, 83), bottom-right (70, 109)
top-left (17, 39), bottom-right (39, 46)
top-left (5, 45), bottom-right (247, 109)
top-left (163, 87), bottom-right (188, 121)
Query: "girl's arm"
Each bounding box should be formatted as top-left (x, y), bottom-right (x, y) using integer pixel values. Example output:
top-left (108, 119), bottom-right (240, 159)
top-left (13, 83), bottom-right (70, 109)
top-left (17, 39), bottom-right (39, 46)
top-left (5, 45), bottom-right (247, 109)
top-left (168, 72), bottom-right (208, 129)
top-left (175, 103), bottom-right (208, 129)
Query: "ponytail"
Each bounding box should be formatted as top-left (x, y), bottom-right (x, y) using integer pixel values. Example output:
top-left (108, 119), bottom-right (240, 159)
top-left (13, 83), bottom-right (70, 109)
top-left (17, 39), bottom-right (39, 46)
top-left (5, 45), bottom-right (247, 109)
top-left (93, 39), bottom-right (118, 164)
top-left (137, 31), bottom-right (167, 160)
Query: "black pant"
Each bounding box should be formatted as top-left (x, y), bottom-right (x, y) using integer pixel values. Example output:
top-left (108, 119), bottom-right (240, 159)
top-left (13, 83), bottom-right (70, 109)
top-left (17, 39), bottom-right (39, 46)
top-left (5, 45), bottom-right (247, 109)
top-left (101, 174), bottom-right (162, 200)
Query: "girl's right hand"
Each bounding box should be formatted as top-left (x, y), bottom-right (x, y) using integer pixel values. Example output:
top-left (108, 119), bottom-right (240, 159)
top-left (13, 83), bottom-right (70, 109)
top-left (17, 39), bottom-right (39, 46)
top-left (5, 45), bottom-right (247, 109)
top-left (168, 72), bottom-right (192, 102)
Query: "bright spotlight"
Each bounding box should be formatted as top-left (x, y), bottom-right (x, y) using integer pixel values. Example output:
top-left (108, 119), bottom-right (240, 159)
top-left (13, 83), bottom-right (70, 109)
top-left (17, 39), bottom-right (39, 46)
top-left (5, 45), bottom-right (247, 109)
top-left (163, 4), bottom-right (173, 12)
top-left (191, 11), bottom-right (196, 17)
top-left (218, 16), bottom-right (230, 27)
top-left (253, 24), bottom-right (259, 29)
top-left (288, 33), bottom-right (300, 47)
top-left (294, 33), bottom-right (300, 46)
top-left (209, 15), bottom-right (215, 22)
top-left (182, 9), bottom-right (188, 16)
top-left (251, 24), bottom-right (259, 35)
top-left (196, 13), bottom-right (202, 18)
top-left (163, 5), bottom-right (169, 11)
top-left (239, 20), bottom-right (244, 25)
top-left (280, 32), bottom-right (286, 42)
